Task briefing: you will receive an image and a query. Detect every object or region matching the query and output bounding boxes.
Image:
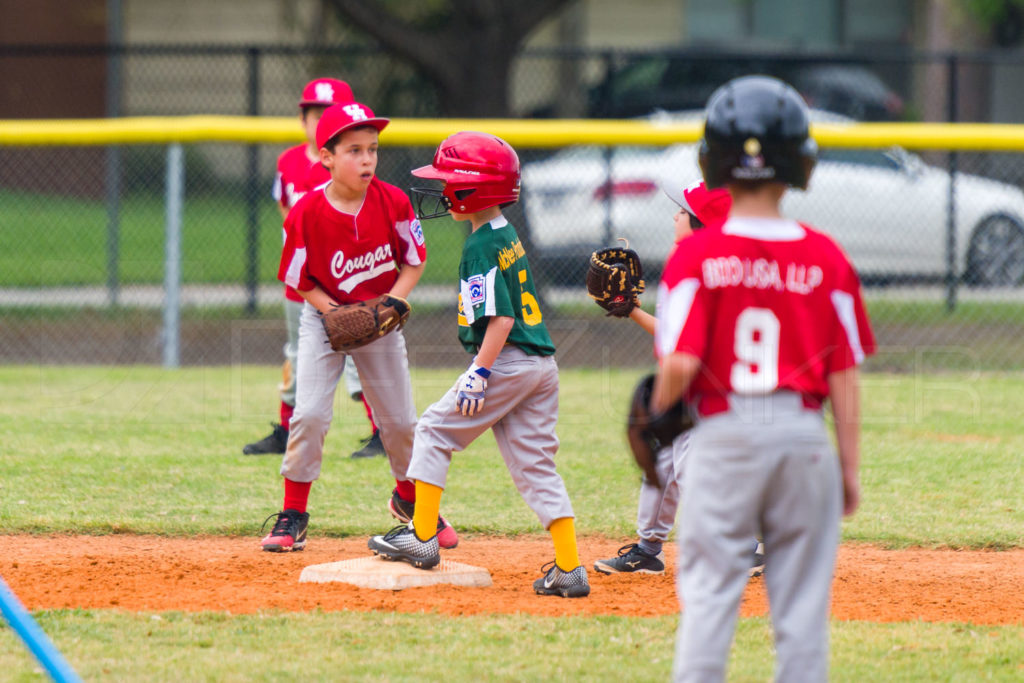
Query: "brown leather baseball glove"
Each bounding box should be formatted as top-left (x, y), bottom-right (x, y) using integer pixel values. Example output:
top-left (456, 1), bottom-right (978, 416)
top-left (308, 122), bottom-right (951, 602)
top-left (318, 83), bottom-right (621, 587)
top-left (586, 244), bottom-right (645, 318)
top-left (626, 374), bottom-right (694, 488)
top-left (321, 294), bottom-right (410, 353)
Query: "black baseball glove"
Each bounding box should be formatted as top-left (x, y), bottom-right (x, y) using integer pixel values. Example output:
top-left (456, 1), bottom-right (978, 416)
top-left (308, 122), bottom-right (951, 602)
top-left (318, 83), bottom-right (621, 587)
top-left (626, 374), bottom-right (694, 488)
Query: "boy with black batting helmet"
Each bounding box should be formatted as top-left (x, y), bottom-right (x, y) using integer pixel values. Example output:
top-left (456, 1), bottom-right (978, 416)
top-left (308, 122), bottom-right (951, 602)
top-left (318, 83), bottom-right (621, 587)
top-left (653, 76), bottom-right (874, 680)
top-left (368, 131), bottom-right (590, 598)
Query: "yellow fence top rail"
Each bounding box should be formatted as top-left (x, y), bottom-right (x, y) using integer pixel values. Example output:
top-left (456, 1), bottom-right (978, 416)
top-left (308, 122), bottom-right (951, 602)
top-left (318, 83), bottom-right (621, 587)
top-left (2, 116), bottom-right (1024, 151)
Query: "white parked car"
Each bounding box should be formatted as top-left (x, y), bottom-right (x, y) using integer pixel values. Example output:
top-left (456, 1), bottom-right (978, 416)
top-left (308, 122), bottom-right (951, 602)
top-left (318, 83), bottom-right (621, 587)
top-left (521, 116), bottom-right (1024, 287)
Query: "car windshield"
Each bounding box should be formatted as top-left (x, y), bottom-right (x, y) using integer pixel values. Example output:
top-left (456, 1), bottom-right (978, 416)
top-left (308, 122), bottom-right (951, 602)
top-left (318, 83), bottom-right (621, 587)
top-left (818, 148), bottom-right (900, 169)
top-left (818, 147), bottom-right (922, 172)
top-left (541, 145), bottom-right (662, 164)
top-left (794, 66), bottom-right (893, 99)
top-left (609, 58), bottom-right (669, 98)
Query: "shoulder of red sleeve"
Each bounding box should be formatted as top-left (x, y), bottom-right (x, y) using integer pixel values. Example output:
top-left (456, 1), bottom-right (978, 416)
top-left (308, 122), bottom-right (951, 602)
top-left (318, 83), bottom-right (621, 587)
top-left (277, 144), bottom-right (303, 167)
top-left (290, 187), bottom-right (320, 215)
top-left (371, 176), bottom-right (404, 197)
top-left (661, 229), bottom-right (712, 286)
top-left (800, 222), bottom-right (854, 260)
top-left (373, 178), bottom-right (414, 210)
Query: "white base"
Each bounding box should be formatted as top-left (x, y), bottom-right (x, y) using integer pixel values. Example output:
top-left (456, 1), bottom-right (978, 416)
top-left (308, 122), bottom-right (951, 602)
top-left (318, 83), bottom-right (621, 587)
top-left (299, 555), bottom-right (492, 590)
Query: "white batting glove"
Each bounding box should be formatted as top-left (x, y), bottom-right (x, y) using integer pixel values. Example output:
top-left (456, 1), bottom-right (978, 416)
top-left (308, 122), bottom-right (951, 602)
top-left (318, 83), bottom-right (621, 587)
top-left (455, 363), bottom-right (491, 416)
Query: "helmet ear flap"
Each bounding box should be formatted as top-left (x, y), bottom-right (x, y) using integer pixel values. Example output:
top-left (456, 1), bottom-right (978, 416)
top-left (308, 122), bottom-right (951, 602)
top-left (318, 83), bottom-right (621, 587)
top-left (793, 137), bottom-right (819, 190)
top-left (698, 138), bottom-right (726, 190)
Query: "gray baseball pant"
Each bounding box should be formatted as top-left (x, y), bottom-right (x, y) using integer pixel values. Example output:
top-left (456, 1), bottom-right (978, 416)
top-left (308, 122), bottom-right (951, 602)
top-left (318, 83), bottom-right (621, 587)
top-left (673, 392), bottom-right (840, 683)
top-left (280, 302), bottom-right (417, 483)
top-left (279, 299), bottom-right (304, 407)
top-left (637, 433), bottom-right (688, 546)
top-left (406, 346), bottom-right (574, 529)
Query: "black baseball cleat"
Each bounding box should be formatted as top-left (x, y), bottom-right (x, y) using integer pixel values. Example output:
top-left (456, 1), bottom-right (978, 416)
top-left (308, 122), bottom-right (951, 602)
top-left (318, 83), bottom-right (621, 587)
top-left (388, 489), bottom-right (415, 522)
top-left (534, 561), bottom-right (590, 598)
top-left (594, 543), bottom-right (666, 575)
top-left (386, 489), bottom-right (459, 549)
top-left (749, 541), bottom-right (766, 578)
top-left (350, 429), bottom-right (385, 458)
top-left (243, 423), bottom-right (288, 455)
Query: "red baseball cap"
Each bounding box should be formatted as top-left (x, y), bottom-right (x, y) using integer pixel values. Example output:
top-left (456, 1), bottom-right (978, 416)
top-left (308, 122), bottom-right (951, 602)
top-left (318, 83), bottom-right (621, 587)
top-left (663, 179), bottom-right (732, 225)
top-left (315, 102), bottom-right (390, 150)
top-left (298, 78), bottom-right (354, 108)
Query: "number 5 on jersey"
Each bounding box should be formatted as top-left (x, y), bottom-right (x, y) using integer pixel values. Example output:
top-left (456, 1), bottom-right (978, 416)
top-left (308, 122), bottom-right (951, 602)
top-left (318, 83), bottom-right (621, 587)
top-left (518, 269), bottom-right (542, 326)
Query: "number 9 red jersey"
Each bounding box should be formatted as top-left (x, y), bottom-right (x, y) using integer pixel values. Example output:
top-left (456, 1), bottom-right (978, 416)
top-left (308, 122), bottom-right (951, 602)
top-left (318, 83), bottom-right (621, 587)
top-left (655, 217), bottom-right (875, 409)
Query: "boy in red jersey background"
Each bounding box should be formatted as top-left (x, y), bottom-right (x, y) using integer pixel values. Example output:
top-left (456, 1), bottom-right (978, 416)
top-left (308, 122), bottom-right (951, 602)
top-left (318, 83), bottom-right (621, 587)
top-left (594, 181), bottom-right (757, 577)
top-left (260, 102), bottom-right (457, 553)
top-left (243, 78), bottom-right (382, 459)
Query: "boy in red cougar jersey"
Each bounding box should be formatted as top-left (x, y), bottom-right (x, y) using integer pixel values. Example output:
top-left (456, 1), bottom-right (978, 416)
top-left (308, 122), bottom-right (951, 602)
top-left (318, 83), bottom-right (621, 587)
top-left (653, 76), bottom-right (875, 681)
top-left (260, 102), bottom-right (457, 553)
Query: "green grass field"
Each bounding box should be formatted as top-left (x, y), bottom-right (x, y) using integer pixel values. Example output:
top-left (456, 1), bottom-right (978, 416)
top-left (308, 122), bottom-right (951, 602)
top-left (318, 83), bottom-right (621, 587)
top-left (0, 189), bottom-right (467, 288)
top-left (1, 366), bottom-right (1023, 680)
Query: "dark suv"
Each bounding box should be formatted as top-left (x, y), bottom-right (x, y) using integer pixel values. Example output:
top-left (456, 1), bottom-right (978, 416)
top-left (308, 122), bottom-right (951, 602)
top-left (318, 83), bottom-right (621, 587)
top-left (587, 54), bottom-right (905, 121)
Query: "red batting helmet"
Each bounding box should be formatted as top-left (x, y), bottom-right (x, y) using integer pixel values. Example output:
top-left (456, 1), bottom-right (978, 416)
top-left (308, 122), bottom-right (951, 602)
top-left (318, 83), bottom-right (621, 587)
top-left (662, 180), bottom-right (732, 227)
top-left (315, 102), bottom-right (389, 150)
top-left (410, 131), bottom-right (521, 219)
top-left (298, 78), bottom-right (354, 108)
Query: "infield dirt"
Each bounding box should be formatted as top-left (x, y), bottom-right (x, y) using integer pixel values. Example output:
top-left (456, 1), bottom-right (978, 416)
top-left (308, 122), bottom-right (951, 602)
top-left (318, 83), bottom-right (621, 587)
top-left (5, 535), bottom-right (1023, 624)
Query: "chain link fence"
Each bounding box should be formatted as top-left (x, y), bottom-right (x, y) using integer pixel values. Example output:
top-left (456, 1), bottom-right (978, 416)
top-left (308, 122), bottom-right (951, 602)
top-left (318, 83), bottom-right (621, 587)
top-left (3, 45), bottom-right (1024, 371)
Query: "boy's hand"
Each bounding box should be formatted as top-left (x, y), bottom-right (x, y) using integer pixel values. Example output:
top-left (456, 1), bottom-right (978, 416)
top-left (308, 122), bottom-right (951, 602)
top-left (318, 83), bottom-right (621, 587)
top-left (455, 364), bottom-right (491, 416)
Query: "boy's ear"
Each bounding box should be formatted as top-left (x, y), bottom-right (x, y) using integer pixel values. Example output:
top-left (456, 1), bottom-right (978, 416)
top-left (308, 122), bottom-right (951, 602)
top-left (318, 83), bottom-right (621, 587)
top-left (318, 146), bottom-right (333, 168)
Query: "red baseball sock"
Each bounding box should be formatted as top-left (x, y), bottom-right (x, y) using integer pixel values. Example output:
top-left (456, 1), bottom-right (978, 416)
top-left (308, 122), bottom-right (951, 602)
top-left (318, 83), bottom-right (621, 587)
top-left (283, 478), bottom-right (311, 513)
top-left (280, 402), bottom-right (294, 431)
top-left (361, 394), bottom-right (377, 432)
top-left (394, 479), bottom-right (415, 502)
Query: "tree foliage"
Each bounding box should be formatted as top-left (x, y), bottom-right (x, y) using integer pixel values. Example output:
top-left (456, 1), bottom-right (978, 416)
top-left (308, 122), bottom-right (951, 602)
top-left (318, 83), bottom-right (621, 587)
top-left (960, 0), bottom-right (1024, 45)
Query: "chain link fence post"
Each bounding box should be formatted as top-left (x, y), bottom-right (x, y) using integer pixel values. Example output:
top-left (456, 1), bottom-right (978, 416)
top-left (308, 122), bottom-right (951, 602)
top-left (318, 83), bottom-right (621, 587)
top-left (245, 47), bottom-right (261, 317)
top-left (945, 53), bottom-right (959, 313)
top-left (163, 143), bottom-right (184, 368)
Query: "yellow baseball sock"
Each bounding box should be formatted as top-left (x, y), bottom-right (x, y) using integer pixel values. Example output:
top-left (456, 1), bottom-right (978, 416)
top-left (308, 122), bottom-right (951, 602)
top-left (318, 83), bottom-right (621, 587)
top-left (412, 480), bottom-right (443, 542)
top-left (549, 517), bottom-right (580, 570)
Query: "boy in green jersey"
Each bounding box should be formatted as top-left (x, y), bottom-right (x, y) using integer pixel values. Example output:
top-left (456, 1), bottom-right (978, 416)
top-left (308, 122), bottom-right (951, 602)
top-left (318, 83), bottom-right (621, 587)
top-left (368, 131), bottom-right (589, 598)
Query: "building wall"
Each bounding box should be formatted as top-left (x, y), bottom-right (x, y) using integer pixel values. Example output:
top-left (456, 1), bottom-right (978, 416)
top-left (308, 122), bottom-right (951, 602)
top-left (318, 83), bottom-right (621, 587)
top-left (0, 0), bottom-right (107, 118)
top-left (578, 0), bottom-right (684, 48)
top-left (123, 0), bottom-right (312, 43)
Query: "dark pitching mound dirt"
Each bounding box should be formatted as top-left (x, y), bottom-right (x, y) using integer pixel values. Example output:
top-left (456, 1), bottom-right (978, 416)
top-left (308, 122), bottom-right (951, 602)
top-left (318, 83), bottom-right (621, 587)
top-left (4, 535), bottom-right (1023, 623)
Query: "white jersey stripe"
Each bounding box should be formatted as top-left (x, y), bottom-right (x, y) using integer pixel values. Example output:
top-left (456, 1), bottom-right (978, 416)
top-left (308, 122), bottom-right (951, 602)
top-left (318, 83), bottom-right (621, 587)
top-left (722, 217), bottom-right (805, 241)
top-left (656, 278), bottom-right (700, 358)
top-left (484, 266), bottom-right (498, 317)
top-left (284, 247), bottom-right (307, 290)
top-left (393, 218), bottom-right (425, 267)
top-left (459, 278), bottom-right (476, 325)
top-left (459, 265), bottom-right (500, 325)
top-left (337, 261), bottom-right (398, 293)
top-left (830, 290), bottom-right (865, 365)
